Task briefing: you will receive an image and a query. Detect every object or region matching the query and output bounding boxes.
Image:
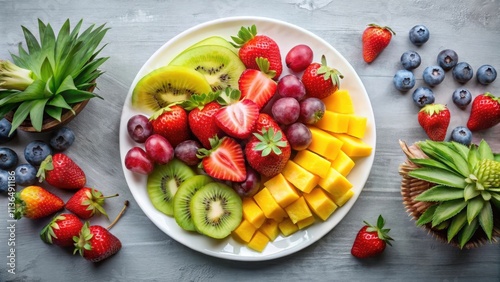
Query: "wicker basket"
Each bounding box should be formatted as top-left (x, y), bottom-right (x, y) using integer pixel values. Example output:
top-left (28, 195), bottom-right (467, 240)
top-left (399, 140), bottom-right (500, 249)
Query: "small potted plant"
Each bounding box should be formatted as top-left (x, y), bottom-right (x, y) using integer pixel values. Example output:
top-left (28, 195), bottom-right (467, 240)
top-left (0, 18), bottom-right (109, 134)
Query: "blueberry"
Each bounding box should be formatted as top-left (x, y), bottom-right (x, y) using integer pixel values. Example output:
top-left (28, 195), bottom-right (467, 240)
top-left (450, 126), bottom-right (472, 146)
top-left (412, 87), bottom-right (435, 107)
top-left (437, 49), bottom-right (458, 71)
top-left (0, 169), bottom-right (10, 193)
top-left (452, 62), bottom-right (474, 84)
top-left (393, 70), bottom-right (416, 91)
top-left (14, 163), bottom-right (37, 186)
top-left (409, 25), bottom-right (430, 46)
top-left (423, 66), bottom-right (445, 86)
top-left (0, 147), bottom-right (18, 170)
top-left (24, 140), bottom-right (52, 166)
top-left (401, 50), bottom-right (421, 70)
top-left (452, 88), bottom-right (472, 110)
top-left (476, 64), bottom-right (497, 85)
top-left (50, 127), bottom-right (75, 151)
top-left (0, 118), bottom-right (16, 144)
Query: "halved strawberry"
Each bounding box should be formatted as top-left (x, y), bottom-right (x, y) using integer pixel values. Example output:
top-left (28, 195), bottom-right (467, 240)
top-left (239, 57), bottom-right (277, 109)
top-left (215, 88), bottom-right (259, 139)
top-left (197, 136), bottom-right (246, 182)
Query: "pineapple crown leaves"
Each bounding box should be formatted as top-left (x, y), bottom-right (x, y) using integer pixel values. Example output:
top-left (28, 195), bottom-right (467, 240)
top-left (182, 91), bottom-right (219, 111)
top-left (252, 127), bottom-right (288, 157)
top-left (40, 213), bottom-right (67, 244)
top-left (364, 215), bottom-right (394, 246)
top-left (230, 24), bottom-right (258, 48)
top-left (255, 57), bottom-right (276, 78)
top-left (367, 23), bottom-right (396, 35)
top-left (215, 87), bottom-right (242, 106)
top-left (317, 55), bottom-right (344, 88)
top-left (0, 60), bottom-right (35, 90)
top-left (0, 18), bottom-right (109, 134)
top-left (73, 221), bottom-right (94, 256)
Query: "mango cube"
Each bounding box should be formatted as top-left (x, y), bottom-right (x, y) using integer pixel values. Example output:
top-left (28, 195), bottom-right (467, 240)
top-left (318, 167), bottom-right (353, 197)
top-left (332, 133), bottom-right (372, 157)
top-left (247, 231), bottom-right (270, 252)
top-left (278, 218), bottom-right (299, 236)
top-left (293, 149), bottom-right (331, 178)
top-left (303, 187), bottom-right (338, 221)
top-left (307, 126), bottom-right (343, 160)
top-left (253, 187), bottom-right (287, 222)
top-left (332, 189), bottom-right (355, 207)
top-left (259, 219), bottom-right (280, 241)
top-left (264, 173), bottom-right (300, 208)
top-left (315, 111), bottom-right (350, 133)
top-left (242, 197), bottom-right (266, 228)
top-left (330, 150), bottom-right (355, 177)
top-left (347, 115), bottom-right (367, 139)
top-left (232, 219), bottom-right (257, 243)
top-left (285, 197), bottom-right (313, 224)
top-left (322, 89), bottom-right (354, 114)
top-left (297, 216), bottom-right (316, 229)
top-left (281, 160), bottom-right (319, 193)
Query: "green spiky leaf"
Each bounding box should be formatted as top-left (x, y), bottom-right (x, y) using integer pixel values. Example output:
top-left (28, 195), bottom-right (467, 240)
top-left (415, 185), bottom-right (464, 202)
top-left (458, 218), bottom-right (479, 249)
top-left (447, 210), bottom-right (467, 242)
top-left (409, 167), bottom-right (467, 188)
top-left (416, 204), bottom-right (437, 226)
top-left (432, 199), bottom-right (467, 227)
top-left (478, 201), bottom-right (493, 240)
top-left (466, 196), bottom-right (484, 224)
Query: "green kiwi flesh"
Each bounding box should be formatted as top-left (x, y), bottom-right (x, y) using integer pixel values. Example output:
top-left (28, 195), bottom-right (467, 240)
top-left (168, 45), bottom-right (245, 92)
top-left (173, 175), bottom-right (213, 231)
top-left (147, 158), bottom-right (196, 216)
top-left (186, 36), bottom-right (238, 54)
top-left (132, 65), bottom-right (212, 113)
top-left (190, 182), bottom-right (243, 239)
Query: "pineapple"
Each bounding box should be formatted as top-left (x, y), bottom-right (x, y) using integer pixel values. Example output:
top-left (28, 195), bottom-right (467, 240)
top-left (404, 139), bottom-right (500, 248)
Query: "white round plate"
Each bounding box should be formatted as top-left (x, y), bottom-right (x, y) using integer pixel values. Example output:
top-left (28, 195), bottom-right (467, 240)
top-left (119, 16), bottom-right (376, 261)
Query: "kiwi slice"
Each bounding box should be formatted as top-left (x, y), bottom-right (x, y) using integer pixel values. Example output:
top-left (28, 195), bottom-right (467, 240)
top-left (190, 182), bottom-right (242, 239)
top-left (168, 45), bottom-right (245, 92)
top-left (173, 175), bottom-right (214, 231)
top-left (131, 65), bottom-right (212, 113)
top-left (147, 158), bottom-right (196, 216)
top-left (186, 36), bottom-right (238, 54)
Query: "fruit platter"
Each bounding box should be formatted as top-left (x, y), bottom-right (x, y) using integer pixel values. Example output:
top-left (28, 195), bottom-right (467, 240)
top-left (119, 16), bottom-right (376, 261)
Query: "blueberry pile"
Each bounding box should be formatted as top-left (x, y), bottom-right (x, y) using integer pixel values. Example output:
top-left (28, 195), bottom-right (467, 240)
top-left (393, 24), bottom-right (497, 145)
top-left (0, 119), bottom-right (76, 193)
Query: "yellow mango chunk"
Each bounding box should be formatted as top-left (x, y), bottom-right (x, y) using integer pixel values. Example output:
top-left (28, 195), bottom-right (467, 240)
top-left (330, 150), bottom-right (355, 177)
top-left (318, 167), bottom-right (353, 197)
top-left (264, 173), bottom-right (300, 208)
top-left (293, 149), bottom-right (331, 178)
top-left (247, 231), bottom-right (270, 252)
top-left (303, 187), bottom-right (338, 221)
top-left (259, 219), bottom-right (280, 241)
top-left (253, 187), bottom-right (287, 222)
top-left (278, 218), bottom-right (299, 236)
top-left (322, 89), bottom-right (354, 114)
top-left (347, 115), bottom-right (367, 139)
top-left (281, 160), bottom-right (319, 193)
top-left (307, 126), bottom-right (343, 160)
top-left (315, 111), bottom-right (350, 133)
top-left (285, 197), bottom-right (313, 224)
top-left (332, 189), bottom-right (355, 207)
top-left (331, 133), bottom-right (372, 157)
top-left (242, 197), bottom-right (266, 228)
top-left (232, 219), bottom-right (257, 243)
top-left (297, 216), bottom-right (316, 229)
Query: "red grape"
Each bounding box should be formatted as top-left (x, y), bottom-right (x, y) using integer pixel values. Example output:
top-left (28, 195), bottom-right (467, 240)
top-left (299, 97), bottom-right (326, 124)
top-left (271, 97), bottom-right (300, 125)
top-left (285, 122), bottom-right (312, 151)
top-left (277, 74), bottom-right (306, 100)
top-left (127, 114), bottom-right (153, 143)
top-left (125, 147), bottom-right (154, 175)
top-left (232, 165), bottom-right (261, 197)
top-left (145, 134), bottom-right (174, 165)
top-left (285, 44), bottom-right (314, 72)
top-left (174, 140), bottom-right (202, 166)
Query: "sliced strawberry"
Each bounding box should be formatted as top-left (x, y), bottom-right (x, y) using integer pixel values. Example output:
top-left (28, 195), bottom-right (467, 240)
top-left (239, 58), bottom-right (277, 109)
top-left (215, 88), bottom-right (259, 139)
top-left (197, 136), bottom-right (246, 182)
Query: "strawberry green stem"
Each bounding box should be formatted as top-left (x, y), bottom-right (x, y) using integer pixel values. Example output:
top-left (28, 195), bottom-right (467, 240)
top-left (107, 200), bottom-right (129, 230)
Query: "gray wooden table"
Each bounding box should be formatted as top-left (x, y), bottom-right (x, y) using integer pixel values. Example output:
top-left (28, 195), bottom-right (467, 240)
top-left (1, 0), bottom-right (499, 281)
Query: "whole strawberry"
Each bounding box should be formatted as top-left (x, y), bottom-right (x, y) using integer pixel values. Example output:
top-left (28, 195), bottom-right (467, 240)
top-left (37, 153), bottom-right (86, 190)
top-left (40, 213), bottom-right (83, 247)
top-left (74, 222), bottom-right (122, 262)
top-left (245, 127), bottom-right (291, 178)
top-left (301, 55), bottom-right (343, 99)
top-left (418, 103), bottom-right (450, 141)
top-left (466, 92), bottom-right (500, 131)
top-left (232, 25), bottom-right (282, 80)
top-left (351, 215), bottom-right (393, 258)
top-left (66, 187), bottom-right (118, 219)
top-left (150, 104), bottom-right (190, 147)
top-left (14, 185), bottom-right (64, 219)
top-left (362, 24), bottom-right (395, 63)
top-left (183, 92), bottom-right (225, 148)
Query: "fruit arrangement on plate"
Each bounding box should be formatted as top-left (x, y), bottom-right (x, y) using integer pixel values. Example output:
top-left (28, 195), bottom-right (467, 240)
top-left (122, 21), bottom-right (374, 254)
